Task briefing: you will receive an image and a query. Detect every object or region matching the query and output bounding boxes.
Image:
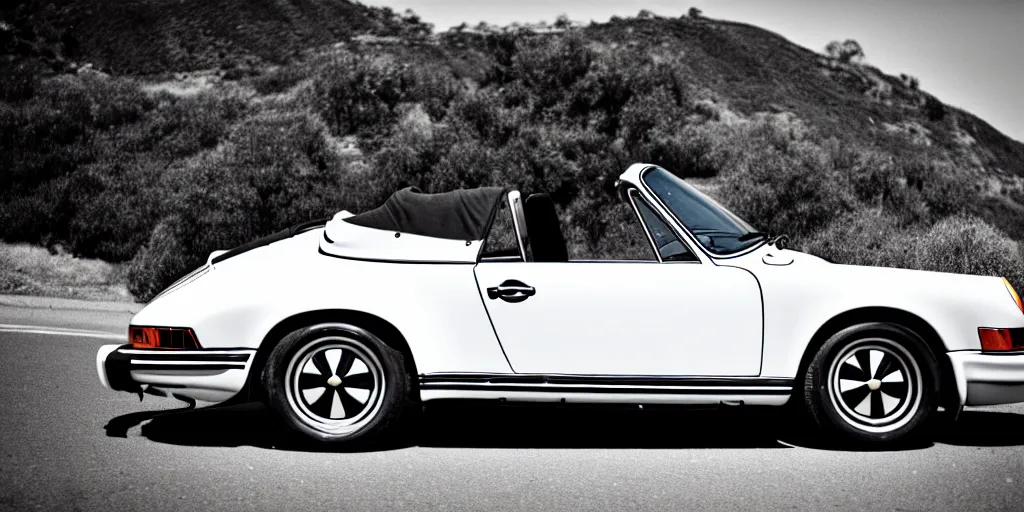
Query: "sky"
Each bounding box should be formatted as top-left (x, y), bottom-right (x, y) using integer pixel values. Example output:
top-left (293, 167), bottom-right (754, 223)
top-left (361, 0), bottom-right (1024, 142)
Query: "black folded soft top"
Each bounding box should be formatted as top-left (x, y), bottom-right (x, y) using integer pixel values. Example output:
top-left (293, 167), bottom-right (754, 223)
top-left (344, 186), bottom-right (506, 241)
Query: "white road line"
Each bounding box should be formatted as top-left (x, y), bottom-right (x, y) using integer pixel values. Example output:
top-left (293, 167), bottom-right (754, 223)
top-left (0, 324), bottom-right (124, 341)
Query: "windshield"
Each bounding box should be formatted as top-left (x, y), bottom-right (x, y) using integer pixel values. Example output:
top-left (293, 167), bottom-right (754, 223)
top-left (641, 167), bottom-right (762, 256)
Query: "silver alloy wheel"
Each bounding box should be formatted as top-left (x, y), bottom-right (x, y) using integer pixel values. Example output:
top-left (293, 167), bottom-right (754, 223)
top-left (283, 336), bottom-right (386, 436)
top-left (826, 338), bottom-right (923, 433)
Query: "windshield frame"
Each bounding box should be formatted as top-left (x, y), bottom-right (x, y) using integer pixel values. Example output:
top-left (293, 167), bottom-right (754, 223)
top-left (639, 166), bottom-right (767, 258)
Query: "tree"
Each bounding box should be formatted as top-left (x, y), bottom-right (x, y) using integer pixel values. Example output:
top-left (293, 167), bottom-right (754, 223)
top-left (825, 39), bottom-right (865, 64)
top-left (688, 7), bottom-right (703, 19)
top-left (554, 13), bottom-right (572, 30)
top-left (637, 9), bottom-right (656, 20)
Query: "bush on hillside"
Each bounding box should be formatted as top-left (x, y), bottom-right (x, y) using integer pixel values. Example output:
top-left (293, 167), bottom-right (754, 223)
top-left (251, 64), bottom-right (309, 95)
top-left (313, 53), bottom-right (463, 141)
top-left (804, 210), bottom-right (1024, 291)
top-left (924, 95), bottom-right (946, 122)
top-left (125, 217), bottom-right (191, 301)
top-left (510, 33), bottom-right (595, 110)
top-left (713, 116), bottom-right (855, 236)
top-left (126, 111), bottom-right (370, 300)
top-left (65, 157), bottom-right (164, 261)
top-left (825, 39), bottom-right (865, 64)
top-left (899, 73), bottom-right (920, 90)
top-left (914, 216), bottom-right (1024, 289)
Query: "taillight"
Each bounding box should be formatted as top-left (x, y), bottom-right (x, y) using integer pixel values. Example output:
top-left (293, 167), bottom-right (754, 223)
top-left (1004, 278), bottom-right (1024, 315)
top-left (979, 328), bottom-right (1024, 352)
top-left (129, 326), bottom-right (201, 350)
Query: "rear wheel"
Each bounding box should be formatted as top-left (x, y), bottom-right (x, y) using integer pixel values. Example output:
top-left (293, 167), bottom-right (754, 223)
top-left (262, 323), bottom-right (411, 446)
top-left (803, 323), bottom-right (939, 445)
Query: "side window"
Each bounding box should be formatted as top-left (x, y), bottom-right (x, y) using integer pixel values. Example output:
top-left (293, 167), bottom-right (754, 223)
top-left (481, 199), bottom-right (523, 261)
top-left (630, 190), bottom-right (699, 262)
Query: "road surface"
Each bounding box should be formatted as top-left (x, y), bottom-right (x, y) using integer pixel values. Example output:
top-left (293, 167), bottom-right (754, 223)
top-left (1, 295), bottom-right (1023, 511)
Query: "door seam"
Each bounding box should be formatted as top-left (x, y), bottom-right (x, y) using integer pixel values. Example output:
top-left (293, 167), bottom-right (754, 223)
top-left (473, 265), bottom-right (517, 373)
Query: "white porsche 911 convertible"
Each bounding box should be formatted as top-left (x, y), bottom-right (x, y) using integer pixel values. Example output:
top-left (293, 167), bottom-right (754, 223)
top-left (97, 163), bottom-right (1024, 446)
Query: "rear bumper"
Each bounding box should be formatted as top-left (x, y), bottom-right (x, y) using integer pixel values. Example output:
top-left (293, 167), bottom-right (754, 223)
top-left (948, 351), bottom-right (1024, 406)
top-left (96, 344), bottom-right (256, 403)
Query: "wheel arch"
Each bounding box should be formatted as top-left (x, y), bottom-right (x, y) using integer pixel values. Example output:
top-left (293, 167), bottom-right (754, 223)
top-left (241, 309), bottom-right (418, 403)
top-left (795, 306), bottom-right (958, 409)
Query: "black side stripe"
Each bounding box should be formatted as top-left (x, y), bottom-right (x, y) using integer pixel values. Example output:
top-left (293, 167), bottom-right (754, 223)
top-left (420, 373), bottom-right (793, 388)
top-left (130, 363), bottom-right (246, 371)
top-left (125, 353), bottom-right (250, 363)
top-left (422, 384), bottom-right (790, 395)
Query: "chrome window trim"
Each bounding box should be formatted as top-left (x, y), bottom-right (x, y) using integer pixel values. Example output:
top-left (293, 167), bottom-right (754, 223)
top-left (507, 190), bottom-right (530, 263)
top-left (626, 188), bottom-right (701, 264)
top-left (638, 166), bottom-right (767, 260)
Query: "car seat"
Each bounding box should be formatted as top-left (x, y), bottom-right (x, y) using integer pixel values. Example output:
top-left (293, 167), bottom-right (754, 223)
top-left (524, 193), bottom-right (569, 262)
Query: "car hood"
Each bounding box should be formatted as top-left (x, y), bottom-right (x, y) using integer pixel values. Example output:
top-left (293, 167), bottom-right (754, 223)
top-left (734, 244), bottom-right (995, 286)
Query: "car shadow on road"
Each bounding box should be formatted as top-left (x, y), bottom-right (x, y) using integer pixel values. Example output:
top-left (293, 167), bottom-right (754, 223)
top-left (104, 401), bottom-right (1024, 452)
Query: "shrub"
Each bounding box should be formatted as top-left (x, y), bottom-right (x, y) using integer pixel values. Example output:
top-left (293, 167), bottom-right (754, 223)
top-left (802, 208), bottom-right (909, 267)
top-left (125, 109), bottom-right (372, 299)
top-left (36, 74), bottom-right (156, 131)
top-left (804, 211), bottom-right (1024, 292)
top-left (924, 95), bottom-right (946, 122)
top-left (65, 157), bottom-right (164, 261)
top-left (126, 217), bottom-right (192, 301)
top-left (688, 7), bottom-right (703, 19)
top-left (314, 54), bottom-right (408, 138)
top-left (900, 73), bottom-right (920, 90)
top-left (563, 192), bottom-right (652, 260)
top-left (115, 92), bottom-right (246, 159)
top-left (720, 140), bottom-right (855, 236)
top-left (914, 216), bottom-right (1024, 288)
top-left (251, 64), bottom-right (309, 95)
top-left (509, 33), bottom-right (595, 109)
top-left (825, 39), bottom-right (865, 64)
top-left (313, 54), bottom-right (462, 140)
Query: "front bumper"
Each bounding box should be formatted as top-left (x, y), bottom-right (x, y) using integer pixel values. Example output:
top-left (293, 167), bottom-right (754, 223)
top-left (96, 344), bottom-right (256, 403)
top-left (948, 351), bottom-right (1024, 406)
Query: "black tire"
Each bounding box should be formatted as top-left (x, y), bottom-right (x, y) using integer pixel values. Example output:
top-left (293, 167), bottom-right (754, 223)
top-left (803, 322), bottom-right (940, 445)
top-left (261, 322), bottom-right (412, 446)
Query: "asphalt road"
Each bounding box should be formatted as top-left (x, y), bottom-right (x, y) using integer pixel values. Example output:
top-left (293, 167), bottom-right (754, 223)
top-left (1, 297), bottom-right (1023, 511)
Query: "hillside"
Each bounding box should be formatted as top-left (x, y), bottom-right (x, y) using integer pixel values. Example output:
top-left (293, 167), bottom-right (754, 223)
top-left (2, 0), bottom-right (432, 74)
top-left (1, 5), bottom-right (1022, 301)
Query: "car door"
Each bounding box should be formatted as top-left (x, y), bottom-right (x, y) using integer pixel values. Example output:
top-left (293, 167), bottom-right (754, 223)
top-left (473, 192), bottom-right (763, 376)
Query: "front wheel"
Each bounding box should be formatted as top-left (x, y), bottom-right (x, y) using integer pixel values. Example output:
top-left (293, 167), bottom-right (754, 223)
top-left (803, 323), bottom-right (940, 445)
top-left (262, 323), bottom-right (412, 446)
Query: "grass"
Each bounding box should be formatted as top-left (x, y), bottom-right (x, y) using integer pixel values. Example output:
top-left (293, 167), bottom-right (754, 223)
top-left (0, 242), bottom-right (131, 302)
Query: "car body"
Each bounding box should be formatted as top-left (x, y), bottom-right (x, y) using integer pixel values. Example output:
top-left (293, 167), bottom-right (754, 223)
top-left (97, 163), bottom-right (1024, 445)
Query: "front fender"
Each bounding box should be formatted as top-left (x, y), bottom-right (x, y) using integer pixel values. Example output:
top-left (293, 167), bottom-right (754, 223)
top-left (734, 250), bottom-right (1024, 378)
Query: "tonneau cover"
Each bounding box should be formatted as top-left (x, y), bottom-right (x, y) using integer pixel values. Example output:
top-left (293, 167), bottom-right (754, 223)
top-left (344, 187), bottom-right (505, 241)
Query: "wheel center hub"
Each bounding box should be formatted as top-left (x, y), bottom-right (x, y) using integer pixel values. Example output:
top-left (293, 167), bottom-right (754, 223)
top-left (327, 375), bottom-right (342, 387)
top-left (866, 379), bottom-right (881, 391)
